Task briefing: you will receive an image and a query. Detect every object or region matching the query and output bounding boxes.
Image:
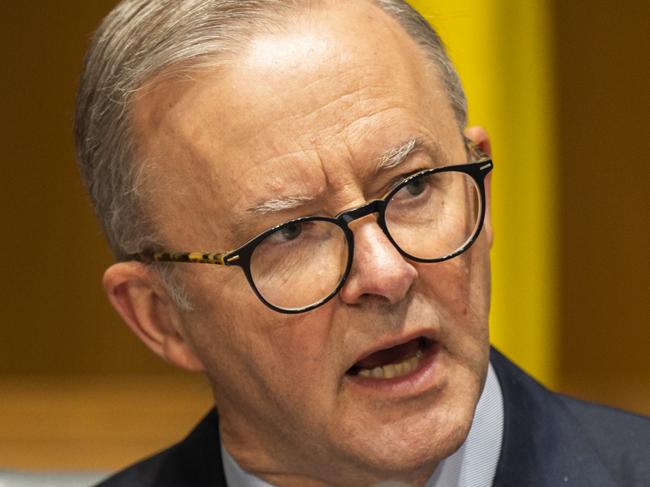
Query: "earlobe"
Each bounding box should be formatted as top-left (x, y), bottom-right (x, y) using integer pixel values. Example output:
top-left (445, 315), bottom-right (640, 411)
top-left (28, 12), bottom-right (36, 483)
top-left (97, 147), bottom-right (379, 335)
top-left (162, 334), bottom-right (206, 372)
top-left (102, 262), bottom-right (205, 372)
top-left (464, 125), bottom-right (493, 248)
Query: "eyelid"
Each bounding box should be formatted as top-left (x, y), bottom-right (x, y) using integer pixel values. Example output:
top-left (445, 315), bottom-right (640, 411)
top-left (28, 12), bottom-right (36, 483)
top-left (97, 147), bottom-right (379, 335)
top-left (385, 167), bottom-right (433, 194)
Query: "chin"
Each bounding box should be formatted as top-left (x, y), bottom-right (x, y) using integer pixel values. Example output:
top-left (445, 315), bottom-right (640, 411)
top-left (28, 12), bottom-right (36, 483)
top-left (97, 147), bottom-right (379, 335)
top-left (336, 398), bottom-right (475, 484)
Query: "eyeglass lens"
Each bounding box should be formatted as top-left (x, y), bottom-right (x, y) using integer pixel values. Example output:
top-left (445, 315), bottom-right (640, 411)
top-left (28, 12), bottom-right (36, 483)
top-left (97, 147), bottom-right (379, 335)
top-left (249, 170), bottom-right (481, 311)
top-left (250, 220), bottom-right (349, 310)
top-left (386, 170), bottom-right (480, 260)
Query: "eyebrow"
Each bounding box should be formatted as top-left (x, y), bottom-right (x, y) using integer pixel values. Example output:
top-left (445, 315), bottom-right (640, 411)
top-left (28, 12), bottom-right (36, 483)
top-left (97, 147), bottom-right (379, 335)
top-left (374, 136), bottom-right (447, 174)
top-left (247, 194), bottom-right (316, 215)
top-left (374, 137), bottom-right (420, 172)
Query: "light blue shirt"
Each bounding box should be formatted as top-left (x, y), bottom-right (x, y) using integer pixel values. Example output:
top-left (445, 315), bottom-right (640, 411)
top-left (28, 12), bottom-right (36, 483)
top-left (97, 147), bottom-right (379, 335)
top-left (222, 363), bottom-right (504, 487)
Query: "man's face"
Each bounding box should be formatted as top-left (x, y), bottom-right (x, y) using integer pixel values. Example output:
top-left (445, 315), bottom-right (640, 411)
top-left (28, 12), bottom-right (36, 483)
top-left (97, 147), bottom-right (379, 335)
top-left (134, 2), bottom-right (491, 485)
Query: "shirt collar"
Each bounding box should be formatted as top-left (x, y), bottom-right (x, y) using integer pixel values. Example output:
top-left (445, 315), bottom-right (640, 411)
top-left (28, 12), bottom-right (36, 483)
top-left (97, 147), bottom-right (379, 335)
top-left (426, 361), bottom-right (504, 487)
top-left (222, 362), bottom-right (504, 487)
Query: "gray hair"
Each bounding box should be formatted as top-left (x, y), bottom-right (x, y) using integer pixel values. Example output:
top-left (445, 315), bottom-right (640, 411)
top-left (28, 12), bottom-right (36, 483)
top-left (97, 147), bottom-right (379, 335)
top-left (74, 0), bottom-right (467, 308)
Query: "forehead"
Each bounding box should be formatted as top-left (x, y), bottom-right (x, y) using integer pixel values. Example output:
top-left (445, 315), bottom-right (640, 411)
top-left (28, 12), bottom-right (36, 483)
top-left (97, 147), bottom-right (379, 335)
top-left (133, 1), bottom-right (460, 249)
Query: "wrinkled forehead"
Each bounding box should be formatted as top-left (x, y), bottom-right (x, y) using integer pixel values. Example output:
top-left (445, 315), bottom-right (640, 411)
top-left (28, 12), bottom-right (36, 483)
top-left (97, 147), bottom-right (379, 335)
top-left (131, 1), bottom-right (459, 250)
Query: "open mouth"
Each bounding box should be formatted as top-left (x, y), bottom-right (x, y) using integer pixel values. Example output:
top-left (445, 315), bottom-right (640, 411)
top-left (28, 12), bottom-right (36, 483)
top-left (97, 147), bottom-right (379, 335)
top-left (347, 337), bottom-right (436, 380)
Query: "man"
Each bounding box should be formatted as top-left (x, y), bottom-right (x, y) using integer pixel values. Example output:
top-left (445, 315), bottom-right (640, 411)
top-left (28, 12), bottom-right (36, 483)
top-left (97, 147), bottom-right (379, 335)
top-left (75, 1), bottom-right (649, 486)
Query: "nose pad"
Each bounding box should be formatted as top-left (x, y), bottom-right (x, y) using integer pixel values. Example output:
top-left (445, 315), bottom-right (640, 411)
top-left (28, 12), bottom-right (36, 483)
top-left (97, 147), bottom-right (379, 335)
top-left (338, 220), bottom-right (418, 306)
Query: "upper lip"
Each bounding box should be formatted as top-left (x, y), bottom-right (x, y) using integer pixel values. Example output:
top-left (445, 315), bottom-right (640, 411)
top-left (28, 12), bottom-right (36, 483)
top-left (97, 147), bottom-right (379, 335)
top-left (347, 328), bottom-right (438, 371)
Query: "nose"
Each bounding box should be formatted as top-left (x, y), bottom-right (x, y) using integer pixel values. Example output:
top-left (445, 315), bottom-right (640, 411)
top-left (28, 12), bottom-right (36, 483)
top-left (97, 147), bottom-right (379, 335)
top-left (338, 220), bottom-right (418, 306)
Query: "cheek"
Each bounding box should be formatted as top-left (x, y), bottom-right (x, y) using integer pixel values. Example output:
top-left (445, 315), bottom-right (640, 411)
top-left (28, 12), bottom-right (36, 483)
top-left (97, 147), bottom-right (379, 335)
top-left (265, 308), bottom-right (336, 369)
top-left (415, 240), bottom-right (490, 356)
top-left (416, 258), bottom-right (473, 319)
top-left (417, 232), bottom-right (490, 313)
top-left (183, 270), bottom-right (338, 402)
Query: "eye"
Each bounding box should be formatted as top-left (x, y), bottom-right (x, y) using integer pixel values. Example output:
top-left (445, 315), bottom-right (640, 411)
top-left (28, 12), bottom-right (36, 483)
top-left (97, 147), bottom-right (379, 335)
top-left (278, 222), bottom-right (302, 241)
top-left (404, 177), bottom-right (427, 197)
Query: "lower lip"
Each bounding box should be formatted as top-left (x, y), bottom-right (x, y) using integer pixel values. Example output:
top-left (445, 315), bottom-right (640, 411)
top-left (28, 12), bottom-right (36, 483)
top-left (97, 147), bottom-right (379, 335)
top-left (343, 343), bottom-right (443, 397)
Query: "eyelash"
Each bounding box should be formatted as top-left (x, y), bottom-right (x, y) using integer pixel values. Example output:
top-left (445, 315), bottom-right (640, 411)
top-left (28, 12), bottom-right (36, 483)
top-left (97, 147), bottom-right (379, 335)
top-left (385, 167), bottom-right (432, 194)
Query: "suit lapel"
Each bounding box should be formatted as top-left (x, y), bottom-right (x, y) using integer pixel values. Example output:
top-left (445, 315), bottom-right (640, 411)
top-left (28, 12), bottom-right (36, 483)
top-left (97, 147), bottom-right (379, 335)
top-left (490, 348), bottom-right (617, 487)
top-left (152, 409), bottom-right (228, 486)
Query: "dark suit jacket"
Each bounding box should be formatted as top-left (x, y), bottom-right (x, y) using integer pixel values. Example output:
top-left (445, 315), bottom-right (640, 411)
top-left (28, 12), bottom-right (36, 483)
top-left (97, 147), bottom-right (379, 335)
top-left (98, 349), bottom-right (650, 486)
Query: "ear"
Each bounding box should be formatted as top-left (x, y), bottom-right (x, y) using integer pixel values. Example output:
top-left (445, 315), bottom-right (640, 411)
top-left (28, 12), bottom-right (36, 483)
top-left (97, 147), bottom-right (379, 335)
top-left (102, 262), bottom-right (205, 372)
top-left (464, 125), bottom-right (493, 248)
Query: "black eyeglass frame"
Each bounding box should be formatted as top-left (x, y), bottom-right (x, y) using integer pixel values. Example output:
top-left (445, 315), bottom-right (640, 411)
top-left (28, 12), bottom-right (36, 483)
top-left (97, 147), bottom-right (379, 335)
top-left (126, 142), bottom-right (493, 314)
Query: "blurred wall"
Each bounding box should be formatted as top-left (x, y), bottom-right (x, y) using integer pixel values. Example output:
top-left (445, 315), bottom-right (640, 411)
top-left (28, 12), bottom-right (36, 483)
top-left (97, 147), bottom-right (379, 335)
top-left (553, 0), bottom-right (650, 413)
top-left (0, 0), bottom-right (648, 471)
top-left (0, 1), bottom-right (174, 375)
top-left (0, 2), bottom-right (212, 470)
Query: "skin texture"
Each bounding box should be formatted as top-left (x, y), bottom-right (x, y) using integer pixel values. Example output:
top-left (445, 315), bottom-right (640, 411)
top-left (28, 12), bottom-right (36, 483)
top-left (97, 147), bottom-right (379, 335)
top-left (103, 2), bottom-right (494, 486)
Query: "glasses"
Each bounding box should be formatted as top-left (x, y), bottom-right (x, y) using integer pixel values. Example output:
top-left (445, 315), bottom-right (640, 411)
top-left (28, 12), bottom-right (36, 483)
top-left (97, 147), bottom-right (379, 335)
top-left (127, 140), bottom-right (493, 313)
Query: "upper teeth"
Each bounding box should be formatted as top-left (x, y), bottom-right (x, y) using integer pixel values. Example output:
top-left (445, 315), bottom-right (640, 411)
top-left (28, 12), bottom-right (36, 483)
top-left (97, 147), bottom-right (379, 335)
top-left (357, 350), bottom-right (424, 379)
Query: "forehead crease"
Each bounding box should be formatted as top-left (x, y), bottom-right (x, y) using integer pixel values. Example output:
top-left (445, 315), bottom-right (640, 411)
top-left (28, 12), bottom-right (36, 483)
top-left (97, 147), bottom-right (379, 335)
top-left (234, 149), bottom-right (328, 203)
top-left (224, 73), bottom-right (395, 143)
top-left (292, 65), bottom-right (396, 111)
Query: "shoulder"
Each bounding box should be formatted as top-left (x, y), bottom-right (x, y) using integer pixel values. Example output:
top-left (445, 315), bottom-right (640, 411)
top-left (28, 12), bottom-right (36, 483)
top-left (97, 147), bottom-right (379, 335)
top-left (557, 393), bottom-right (650, 482)
top-left (491, 348), bottom-right (650, 486)
top-left (96, 410), bottom-right (227, 487)
top-left (95, 448), bottom-right (174, 487)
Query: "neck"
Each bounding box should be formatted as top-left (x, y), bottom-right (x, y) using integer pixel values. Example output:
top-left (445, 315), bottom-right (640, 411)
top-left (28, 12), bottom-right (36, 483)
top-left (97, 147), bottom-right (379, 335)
top-left (221, 436), bottom-right (438, 487)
